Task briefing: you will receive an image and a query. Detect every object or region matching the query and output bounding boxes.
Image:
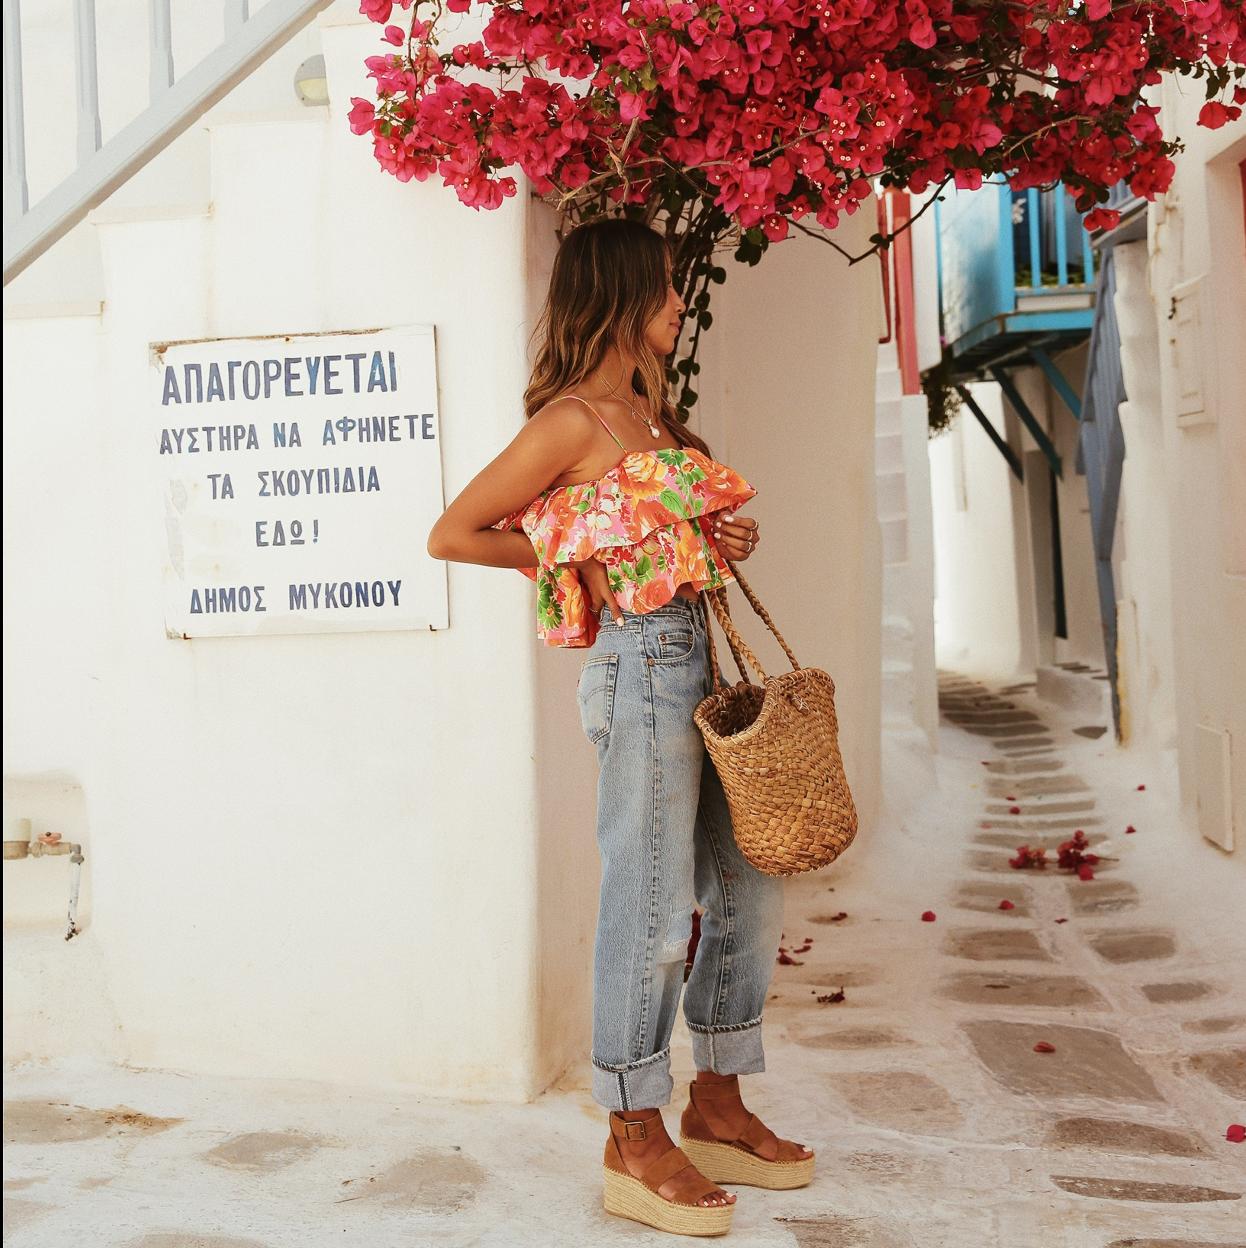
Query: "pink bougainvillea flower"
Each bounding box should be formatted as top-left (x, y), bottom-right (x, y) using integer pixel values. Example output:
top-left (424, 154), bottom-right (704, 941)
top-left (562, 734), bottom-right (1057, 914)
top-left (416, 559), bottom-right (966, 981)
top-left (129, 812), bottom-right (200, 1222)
top-left (921, 910), bottom-right (937, 922)
top-left (347, 96), bottom-right (376, 135)
top-left (1199, 101), bottom-right (1235, 129)
top-left (1077, 863), bottom-right (1096, 881)
top-left (998, 899), bottom-right (1016, 910)
top-left (1011, 845), bottom-right (1048, 869)
top-left (1227, 1123), bottom-right (1246, 1143)
top-left (1033, 1041), bottom-right (1057, 1053)
top-left (351, 0), bottom-right (1246, 261)
top-left (1083, 206), bottom-right (1121, 231)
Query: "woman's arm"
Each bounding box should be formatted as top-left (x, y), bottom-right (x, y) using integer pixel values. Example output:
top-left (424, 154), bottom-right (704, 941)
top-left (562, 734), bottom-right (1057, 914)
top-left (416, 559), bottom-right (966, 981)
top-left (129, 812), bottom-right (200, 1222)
top-left (426, 401), bottom-right (596, 568)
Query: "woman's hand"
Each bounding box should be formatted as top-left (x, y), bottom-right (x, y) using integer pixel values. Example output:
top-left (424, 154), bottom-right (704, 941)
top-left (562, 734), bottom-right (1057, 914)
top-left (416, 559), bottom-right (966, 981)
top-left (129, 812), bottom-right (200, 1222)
top-left (570, 555), bottom-right (623, 624)
top-left (712, 512), bottom-right (761, 561)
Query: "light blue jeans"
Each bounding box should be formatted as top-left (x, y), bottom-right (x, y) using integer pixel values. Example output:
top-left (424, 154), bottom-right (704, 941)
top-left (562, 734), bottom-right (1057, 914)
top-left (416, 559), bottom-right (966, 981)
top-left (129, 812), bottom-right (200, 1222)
top-left (576, 595), bottom-right (786, 1110)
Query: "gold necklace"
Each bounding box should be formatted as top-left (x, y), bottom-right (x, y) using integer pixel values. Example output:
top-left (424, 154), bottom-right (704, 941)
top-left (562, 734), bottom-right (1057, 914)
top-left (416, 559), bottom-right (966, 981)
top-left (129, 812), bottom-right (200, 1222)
top-left (601, 362), bottom-right (662, 440)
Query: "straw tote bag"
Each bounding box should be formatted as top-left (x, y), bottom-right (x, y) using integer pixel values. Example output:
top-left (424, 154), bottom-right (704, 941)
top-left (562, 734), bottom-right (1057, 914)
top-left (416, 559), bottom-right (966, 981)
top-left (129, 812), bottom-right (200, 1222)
top-left (694, 566), bottom-right (858, 877)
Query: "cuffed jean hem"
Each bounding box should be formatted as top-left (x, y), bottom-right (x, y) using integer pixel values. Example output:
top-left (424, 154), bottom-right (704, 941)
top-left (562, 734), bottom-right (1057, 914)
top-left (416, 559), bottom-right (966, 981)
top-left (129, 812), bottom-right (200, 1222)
top-left (591, 1047), bottom-right (675, 1110)
top-left (686, 1015), bottom-right (766, 1076)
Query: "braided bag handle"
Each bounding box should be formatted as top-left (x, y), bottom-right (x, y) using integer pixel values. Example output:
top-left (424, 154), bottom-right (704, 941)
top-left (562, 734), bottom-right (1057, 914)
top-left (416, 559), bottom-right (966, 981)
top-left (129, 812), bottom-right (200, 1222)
top-left (701, 562), bottom-right (802, 691)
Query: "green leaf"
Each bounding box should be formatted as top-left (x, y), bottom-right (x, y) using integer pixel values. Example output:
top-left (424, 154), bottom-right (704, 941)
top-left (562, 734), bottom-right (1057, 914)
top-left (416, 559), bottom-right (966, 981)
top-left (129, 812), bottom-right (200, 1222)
top-left (634, 554), bottom-right (654, 583)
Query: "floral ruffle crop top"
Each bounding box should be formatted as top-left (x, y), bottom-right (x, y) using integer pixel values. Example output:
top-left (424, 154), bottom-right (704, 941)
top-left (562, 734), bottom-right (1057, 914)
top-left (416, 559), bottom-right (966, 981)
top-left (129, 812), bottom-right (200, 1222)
top-left (493, 404), bottom-right (757, 647)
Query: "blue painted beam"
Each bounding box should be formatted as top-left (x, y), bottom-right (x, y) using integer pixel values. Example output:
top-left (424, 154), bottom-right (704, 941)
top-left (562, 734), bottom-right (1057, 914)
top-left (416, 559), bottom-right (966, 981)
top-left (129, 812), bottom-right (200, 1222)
top-left (956, 385), bottom-right (1024, 481)
top-left (1029, 346), bottom-right (1082, 421)
top-left (990, 366), bottom-right (1063, 478)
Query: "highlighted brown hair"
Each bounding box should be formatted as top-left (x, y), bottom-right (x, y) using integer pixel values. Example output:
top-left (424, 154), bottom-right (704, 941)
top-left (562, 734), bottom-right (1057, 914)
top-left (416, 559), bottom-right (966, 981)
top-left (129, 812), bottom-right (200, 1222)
top-left (524, 217), bottom-right (711, 455)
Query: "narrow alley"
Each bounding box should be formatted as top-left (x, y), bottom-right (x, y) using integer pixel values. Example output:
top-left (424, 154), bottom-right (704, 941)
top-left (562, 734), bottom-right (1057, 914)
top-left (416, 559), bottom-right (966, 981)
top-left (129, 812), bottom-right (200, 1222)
top-left (5, 680), bottom-right (1244, 1248)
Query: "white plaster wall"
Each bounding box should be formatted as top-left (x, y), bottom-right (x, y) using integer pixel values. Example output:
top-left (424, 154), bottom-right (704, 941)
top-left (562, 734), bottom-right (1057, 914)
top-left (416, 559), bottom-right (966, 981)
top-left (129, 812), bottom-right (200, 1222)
top-left (930, 386), bottom-right (1028, 678)
top-left (901, 397), bottom-right (939, 744)
top-left (697, 219), bottom-right (883, 837)
top-left (1112, 241), bottom-right (1178, 756)
top-left (1040, 344), bottom-right (1105, 670)
top-left (1147, 96), bottom-right (1246, 858)
top-left (910, 203), bottom-right (943, 374)
top-left (3, 13), bottom-right (547, 1101)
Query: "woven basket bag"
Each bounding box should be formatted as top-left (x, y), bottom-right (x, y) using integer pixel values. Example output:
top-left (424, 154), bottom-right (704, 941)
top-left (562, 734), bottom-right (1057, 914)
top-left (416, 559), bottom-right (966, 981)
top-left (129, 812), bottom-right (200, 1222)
top-left (694, 565), bottom-right (858, 877)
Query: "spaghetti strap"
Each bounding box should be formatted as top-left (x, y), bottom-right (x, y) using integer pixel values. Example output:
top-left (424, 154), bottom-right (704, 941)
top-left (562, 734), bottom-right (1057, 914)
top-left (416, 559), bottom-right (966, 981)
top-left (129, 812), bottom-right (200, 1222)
top-left (566, 394), bottom-right (626, 451)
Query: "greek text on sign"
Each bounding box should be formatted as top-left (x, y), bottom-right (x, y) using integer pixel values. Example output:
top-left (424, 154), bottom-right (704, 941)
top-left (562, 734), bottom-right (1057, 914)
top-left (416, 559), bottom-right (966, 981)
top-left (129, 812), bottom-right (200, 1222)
top-left (153, 325), bottom-right (448, 638)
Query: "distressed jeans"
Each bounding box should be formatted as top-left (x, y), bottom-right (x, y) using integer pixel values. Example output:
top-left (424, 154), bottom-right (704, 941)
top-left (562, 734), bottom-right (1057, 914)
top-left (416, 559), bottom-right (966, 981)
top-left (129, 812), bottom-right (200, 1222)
top-left (576, 595), bottom-right (786, 1110)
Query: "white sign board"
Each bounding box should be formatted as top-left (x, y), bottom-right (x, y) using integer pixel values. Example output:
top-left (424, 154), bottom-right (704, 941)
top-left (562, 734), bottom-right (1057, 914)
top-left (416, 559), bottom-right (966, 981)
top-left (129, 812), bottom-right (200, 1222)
top-left (153, 325), bottom-right (448, 638)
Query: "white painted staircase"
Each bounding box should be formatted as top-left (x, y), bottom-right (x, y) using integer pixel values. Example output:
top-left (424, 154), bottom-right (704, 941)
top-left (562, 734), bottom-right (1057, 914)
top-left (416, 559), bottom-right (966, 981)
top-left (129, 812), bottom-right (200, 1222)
top-left (875, 339), bottom-right (938, 748)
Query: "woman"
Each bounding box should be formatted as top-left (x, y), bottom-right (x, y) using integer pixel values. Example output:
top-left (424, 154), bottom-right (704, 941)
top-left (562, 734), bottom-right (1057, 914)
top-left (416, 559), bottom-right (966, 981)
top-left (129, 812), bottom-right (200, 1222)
top-left (426, 218), bottom-right (813, 1237)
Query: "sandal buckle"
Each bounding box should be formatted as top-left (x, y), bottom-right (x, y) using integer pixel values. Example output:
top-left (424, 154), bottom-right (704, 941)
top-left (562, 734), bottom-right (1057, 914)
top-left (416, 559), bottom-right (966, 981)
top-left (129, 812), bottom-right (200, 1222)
top-left (623, 1120), bottom-right (648, 1141)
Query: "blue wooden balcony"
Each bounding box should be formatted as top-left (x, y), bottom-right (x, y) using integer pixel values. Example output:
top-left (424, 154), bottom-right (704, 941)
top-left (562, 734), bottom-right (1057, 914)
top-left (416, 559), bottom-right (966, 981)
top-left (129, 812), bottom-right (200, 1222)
top-left (935, 180), bottom-right (1097, 376)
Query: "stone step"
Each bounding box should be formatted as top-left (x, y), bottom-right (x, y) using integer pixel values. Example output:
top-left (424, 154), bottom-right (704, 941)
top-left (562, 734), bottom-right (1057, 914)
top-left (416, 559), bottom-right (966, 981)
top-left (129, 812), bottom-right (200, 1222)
top-left (875, 431), bottom-right (905, 475)
top-left (880, 515), bottom-right (908, 565)
top-left (875, 372), bottom-right (903, 403)
top-left (875, 468), bottom-right (907, 519)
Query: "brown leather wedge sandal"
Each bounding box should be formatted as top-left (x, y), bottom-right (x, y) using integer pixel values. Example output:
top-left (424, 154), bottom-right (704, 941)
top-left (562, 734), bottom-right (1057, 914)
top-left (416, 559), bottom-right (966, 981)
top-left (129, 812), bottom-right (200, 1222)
top-left (603, 1110), bottom-right (735, 1237)
top-left (679, 1079), bottom-right (816, 1190)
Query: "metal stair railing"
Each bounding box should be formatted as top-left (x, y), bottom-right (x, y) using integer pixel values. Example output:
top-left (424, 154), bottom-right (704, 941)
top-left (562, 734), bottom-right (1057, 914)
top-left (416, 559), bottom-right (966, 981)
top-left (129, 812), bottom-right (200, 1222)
top-left (3, 0), bottom-right (335, 285)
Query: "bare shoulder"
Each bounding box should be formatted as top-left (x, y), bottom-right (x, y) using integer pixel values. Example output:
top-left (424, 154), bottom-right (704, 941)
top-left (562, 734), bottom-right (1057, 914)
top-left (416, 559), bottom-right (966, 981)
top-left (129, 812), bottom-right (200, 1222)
top-left (522, 395), bottom-right (600, 448)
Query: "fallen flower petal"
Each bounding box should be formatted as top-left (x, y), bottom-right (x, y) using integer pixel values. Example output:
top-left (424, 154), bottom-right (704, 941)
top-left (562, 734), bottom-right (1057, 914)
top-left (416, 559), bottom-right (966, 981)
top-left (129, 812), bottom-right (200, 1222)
top-left (1009, 806), bottom-right (1022, 814)
top-left (777, 951), bottom-right (804, 965)
top-left (1033, 1041), bottom-right (1057, 1053)
top-left (998, 899), bottom-right (1015, 910)
top-left (1005, 794), bottom-right (1016, 801)
top-left (1227, 1124), bottom-right (1245, 1143)
top-left (829, 912), bottom-right (848, 921)
top-left (1125, 825), bottom-right (1137, 834)
top-left (1137, 784), bottom-right (1146, 791)
top-left (921, 910), bottom-right (937, 922)
top-left (1055, 917), bottom-right (1068, 924)
top-left (1077, 864), bottom-right (1095, 881)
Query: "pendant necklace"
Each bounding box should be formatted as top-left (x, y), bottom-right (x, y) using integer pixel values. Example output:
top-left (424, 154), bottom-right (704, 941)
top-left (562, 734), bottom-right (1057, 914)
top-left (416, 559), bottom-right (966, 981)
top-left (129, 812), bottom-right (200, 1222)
top-left (604, 363), bottom-right (662, 439)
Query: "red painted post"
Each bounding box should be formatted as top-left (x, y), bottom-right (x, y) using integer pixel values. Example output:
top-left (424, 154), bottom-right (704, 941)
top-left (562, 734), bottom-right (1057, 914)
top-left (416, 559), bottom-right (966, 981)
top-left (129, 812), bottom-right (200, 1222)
top-left (887, 188), bottom-right (922, 395)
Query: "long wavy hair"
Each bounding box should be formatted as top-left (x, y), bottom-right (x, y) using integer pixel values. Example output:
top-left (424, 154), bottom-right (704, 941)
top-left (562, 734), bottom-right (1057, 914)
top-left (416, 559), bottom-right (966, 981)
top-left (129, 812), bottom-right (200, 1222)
top-left (523, 218), bottom-right (711, 456)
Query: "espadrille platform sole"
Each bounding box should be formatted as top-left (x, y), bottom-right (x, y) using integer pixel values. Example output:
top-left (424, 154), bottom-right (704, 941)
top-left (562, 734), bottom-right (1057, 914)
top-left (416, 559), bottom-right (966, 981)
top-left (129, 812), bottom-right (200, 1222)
top-left (679, 1135), bottom-right (815, 1190)
top-left (602, 1166), bottom-right (734, 1236)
